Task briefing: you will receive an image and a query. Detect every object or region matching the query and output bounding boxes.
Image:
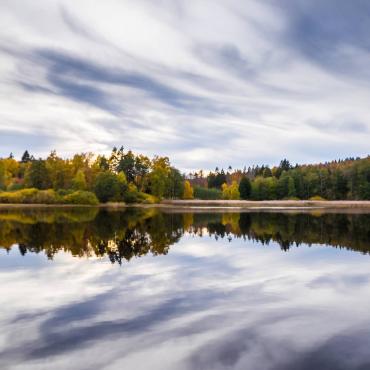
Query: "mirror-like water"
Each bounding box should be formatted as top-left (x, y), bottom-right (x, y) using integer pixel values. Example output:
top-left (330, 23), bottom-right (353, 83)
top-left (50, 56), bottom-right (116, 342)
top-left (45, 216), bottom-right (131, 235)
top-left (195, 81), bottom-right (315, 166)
top-left (1, 208), bottom-right (370, 370)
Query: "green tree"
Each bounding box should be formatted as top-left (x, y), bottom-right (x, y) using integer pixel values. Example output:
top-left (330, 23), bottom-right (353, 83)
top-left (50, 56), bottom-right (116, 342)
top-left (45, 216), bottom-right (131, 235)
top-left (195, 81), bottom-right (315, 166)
top-left (287, 177), bottom-right (296, 198)
top-left (94, 172), bottom-right (120, 202)
top-left (117, 171), bottom-right (128, 199)
top-left (24, 159), bottom-right (51, 189)
top-left (239, 177), bottom-right (251, 199)
top-left (117, 150), bottom-right (136, 182)
top-left (149, 156), bottom-right (171, 199)
top-left (276, 172), bottom-right (289, 199)
top-left (0, 161), bottom-right (5, 190)
top-left (166, 168), bottom-right (184, 199)
top-left (72, 170), bottom-right (87, 191)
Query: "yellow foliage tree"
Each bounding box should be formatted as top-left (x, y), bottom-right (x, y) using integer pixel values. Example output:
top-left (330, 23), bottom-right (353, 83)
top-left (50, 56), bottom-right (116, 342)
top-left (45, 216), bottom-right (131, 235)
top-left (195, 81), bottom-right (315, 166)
top-left (183, 180), bottom-right (194, 199)
top-left (222, 181), bottom-right (240, 200)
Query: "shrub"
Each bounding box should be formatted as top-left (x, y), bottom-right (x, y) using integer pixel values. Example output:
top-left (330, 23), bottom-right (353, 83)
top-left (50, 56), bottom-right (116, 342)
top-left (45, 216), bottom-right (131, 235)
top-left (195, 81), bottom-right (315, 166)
top-left (0, 188), bottom-right (98, 205)
top-left (0, 188), bottom-right (49, 204)
top-left (309, 196), bottom-right (326, 201)
top-left (33, 189), bottom-right (58, 204)
top-left (62, 191), bottom-right (99, 205)
top-left (0, 188), bottom-right (38, 204)
top-left (193, 186), bottom-right (222, 200)
top-left (6, 182), bottom-right (24, 191)
top-left (123, 183), bottom-right (139, 203)
top-left (137, 192), bottom-right (158, 204)
top-left (56, 189), bottom-right (74, 197)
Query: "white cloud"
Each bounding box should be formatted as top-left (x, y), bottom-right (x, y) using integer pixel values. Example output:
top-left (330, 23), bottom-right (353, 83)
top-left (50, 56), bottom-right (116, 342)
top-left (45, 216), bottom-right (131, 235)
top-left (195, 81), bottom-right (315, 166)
top-left (0, 0), bottom-right (369, 169)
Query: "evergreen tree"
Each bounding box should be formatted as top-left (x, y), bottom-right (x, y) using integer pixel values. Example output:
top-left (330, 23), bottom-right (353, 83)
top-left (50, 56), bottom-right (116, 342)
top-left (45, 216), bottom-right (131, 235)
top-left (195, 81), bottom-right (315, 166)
top-left (21, 150), bottom-right (32, 163)
top-left (24, 159), bottom-right (51, 189)
top-left (117, 150), bottom-right (136, 182)
top-left (239, 177), bottom-right (251, 199)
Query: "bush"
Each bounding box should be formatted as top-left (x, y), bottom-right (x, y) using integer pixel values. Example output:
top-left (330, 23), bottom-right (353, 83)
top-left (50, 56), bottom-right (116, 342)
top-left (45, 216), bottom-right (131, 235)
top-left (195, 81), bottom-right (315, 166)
top-left (33, 189), bottom-right (58, 204)
top-left (0, 188), bottom-right (98, 205)
top-left (62, 191), bottom-right (99, 205)
top-left (137, 192), bottom-right (158, 204)
top-left (309, 196), bottom-right (326, 201)
top-left (6, 182), bottom-right (24, 191)
top-left (123, 183), bottom-right (139, 203)
top-left (193, 186), bottom-right (222, 200)
top-left (56, 189), bottom-right (74, 197)
top-left (0, 188), bottom-right (38, 204)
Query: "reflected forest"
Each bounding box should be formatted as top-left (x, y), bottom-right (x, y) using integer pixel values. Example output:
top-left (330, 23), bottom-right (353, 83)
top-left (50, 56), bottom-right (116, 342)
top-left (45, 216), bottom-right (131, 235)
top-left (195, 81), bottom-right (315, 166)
top-left (1, 208), bottom-right (370, 262)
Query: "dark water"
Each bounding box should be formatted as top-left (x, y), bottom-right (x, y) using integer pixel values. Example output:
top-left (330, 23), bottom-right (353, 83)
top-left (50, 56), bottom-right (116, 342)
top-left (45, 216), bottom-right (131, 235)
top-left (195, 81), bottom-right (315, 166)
top-left (1, 207), bottom-right (370, 370)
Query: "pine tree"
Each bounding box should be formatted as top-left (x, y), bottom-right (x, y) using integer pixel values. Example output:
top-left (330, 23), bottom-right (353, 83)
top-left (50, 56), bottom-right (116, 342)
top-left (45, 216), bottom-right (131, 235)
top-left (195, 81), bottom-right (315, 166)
top-left (24, 159), bottom-right (51, 189)
top-left (239, 177), bottom-right (251, 199)
top-left (21, 150), bottom-right (32, 163)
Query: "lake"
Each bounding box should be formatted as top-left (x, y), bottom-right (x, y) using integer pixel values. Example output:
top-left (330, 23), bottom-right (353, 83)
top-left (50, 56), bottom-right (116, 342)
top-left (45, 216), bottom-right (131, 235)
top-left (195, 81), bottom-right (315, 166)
top-left (1, 207), bottom-right (370, 370)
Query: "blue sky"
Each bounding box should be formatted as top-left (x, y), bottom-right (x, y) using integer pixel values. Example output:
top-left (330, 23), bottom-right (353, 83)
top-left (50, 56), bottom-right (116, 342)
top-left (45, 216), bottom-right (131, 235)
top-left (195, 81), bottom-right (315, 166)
top-left (1, 0), bottom-right (370, 171)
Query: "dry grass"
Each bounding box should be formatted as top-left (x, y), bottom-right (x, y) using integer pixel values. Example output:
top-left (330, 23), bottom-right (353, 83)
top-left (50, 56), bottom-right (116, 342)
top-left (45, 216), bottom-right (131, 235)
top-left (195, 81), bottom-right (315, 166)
top-left (161, 199), bottom-right (370, 209)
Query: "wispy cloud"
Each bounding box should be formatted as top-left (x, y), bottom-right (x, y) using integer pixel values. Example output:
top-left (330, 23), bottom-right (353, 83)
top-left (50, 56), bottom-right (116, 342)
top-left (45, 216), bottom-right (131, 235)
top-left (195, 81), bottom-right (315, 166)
top-left (1, 0), bottom-right (370, 170)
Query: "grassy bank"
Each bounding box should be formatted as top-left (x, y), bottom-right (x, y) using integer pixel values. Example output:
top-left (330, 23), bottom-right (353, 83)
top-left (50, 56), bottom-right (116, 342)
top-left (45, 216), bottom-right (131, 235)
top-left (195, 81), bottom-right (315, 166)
top-left (0, 188), bottom-right (158, 206)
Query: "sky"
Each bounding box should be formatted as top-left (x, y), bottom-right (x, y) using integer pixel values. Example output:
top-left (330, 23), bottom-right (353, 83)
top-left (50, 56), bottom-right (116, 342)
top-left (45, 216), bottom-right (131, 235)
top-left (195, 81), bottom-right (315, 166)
top-left (1, 0), bottom-right (370, 171)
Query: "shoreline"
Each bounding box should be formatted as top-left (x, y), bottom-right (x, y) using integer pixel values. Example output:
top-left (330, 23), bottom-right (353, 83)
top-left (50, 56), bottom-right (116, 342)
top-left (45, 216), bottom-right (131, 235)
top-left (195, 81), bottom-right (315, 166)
top-left (1, 199), bottom-right (370, 210)
top-left (160, 199), bottom-right (370, 209)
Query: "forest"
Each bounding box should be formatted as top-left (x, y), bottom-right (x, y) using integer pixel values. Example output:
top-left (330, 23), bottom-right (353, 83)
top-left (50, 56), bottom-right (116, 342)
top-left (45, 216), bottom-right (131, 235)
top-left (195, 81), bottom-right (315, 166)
top-left (0, 147), bottom-right (186, 204)
top-left (1, 148), bottom-right (370, 203)
top-left (189, 157), bottom-right (370, 201)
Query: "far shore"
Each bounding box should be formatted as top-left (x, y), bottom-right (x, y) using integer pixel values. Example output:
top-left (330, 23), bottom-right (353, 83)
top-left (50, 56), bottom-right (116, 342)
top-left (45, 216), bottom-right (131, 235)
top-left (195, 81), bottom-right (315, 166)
top-left (2, 200), bottom-right (370, 212)
top-left (160, 199), bottom-right (370, 209)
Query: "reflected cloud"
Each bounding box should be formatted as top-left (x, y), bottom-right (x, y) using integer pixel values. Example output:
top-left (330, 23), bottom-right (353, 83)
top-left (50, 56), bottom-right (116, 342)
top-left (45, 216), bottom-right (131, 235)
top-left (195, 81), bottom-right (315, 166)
top-left (1, 210), bottom-right (370, 369)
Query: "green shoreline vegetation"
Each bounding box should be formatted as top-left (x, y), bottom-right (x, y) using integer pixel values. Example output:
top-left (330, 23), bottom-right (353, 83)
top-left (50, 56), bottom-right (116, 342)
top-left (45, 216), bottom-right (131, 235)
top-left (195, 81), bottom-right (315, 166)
top-left (1, 148), bottom-right (370, 204)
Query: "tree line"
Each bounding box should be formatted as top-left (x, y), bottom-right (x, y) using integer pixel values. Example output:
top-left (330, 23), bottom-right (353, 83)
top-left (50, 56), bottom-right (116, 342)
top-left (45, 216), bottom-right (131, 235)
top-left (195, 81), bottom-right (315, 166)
top-left (2, 149), bottom-right (370, 202)
top-left (189, 156), bottom-right (370, 200)
top-left (0, 147), bottom-right (186, 204)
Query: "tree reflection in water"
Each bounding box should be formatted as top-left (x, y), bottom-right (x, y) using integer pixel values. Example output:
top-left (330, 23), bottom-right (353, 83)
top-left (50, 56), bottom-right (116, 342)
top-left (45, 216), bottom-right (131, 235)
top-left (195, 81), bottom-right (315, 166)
top-left (1, 208), bottom-right (370, 262)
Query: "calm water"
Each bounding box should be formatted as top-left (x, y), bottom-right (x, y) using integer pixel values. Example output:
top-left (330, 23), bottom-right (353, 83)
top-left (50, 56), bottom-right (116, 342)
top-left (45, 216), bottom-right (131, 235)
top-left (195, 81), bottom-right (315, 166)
top-left (1, 208), bottom-right (370, 370)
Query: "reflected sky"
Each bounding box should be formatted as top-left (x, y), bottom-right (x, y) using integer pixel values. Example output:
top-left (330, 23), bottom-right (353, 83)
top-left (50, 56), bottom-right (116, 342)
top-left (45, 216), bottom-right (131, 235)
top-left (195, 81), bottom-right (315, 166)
top-left (1, 210), bottom-right (370, 369)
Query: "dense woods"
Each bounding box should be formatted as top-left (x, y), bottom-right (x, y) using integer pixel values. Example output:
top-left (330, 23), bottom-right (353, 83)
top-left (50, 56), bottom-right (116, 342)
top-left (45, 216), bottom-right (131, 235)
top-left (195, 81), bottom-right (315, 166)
top-left (189, 157), bottom-right (370, 200)
top-left (2, 150), bottom-right (370, 203)
top-left (0, 147), bottom-right (184, 204)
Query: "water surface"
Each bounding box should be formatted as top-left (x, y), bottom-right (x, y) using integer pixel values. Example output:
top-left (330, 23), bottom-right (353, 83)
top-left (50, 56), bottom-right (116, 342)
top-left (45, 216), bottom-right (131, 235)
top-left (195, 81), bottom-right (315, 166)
top-left (1, 208), bottom-right (370, 370)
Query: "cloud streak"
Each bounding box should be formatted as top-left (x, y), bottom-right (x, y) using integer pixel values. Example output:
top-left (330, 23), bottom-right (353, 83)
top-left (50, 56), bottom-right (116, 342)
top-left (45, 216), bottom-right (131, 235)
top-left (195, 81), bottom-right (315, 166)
top-left (1, 0), bottom-right (370, 170)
